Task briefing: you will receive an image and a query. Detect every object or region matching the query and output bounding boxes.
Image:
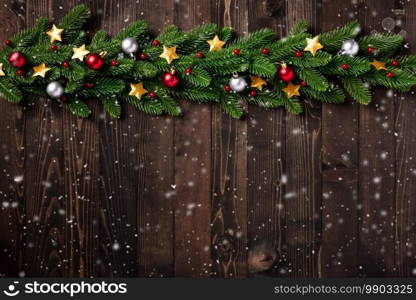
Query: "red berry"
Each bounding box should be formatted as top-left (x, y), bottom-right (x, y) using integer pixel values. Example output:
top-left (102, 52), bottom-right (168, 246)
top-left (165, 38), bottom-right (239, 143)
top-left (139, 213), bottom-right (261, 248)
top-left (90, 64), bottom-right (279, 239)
top-left (386, 71), bottom-right (395, 78)
top-left (60, 95), bottom-right (68, 102)
top-left (50, 44), bottom-right (58, 51)
top-left (149, 91), bottom-right (157, 99)
top-left (294, 50), bottom-right (302, 57)
top-left (152, 40), bottom-right (160, 46)
top-left (185, 67), bottom-right (192, 74)
top-left (368, 46), bottom-right (375, 54)
top-left (342, 63), bottom-right (349, 70)
top-left (196, 52), bottom-right (204, 58)
top-left (261, 48), bottom-right (269, 55)
top-left (62, 61), bottom-right (70, 68)
top-left (301, 81), bottom-right (307, 87)
top-left (139, 53), bottom-right (148, 60)
top-left (224, 85), bottom-right (232, 92)
top-left (391, 59), bottom-right (399, 67)
top-left (16, 69), bottom-right (24, 76)
top-left (233, 48), bottom-right (240, 55)
top-left (86, 83), bottom-right (94, 88)
top-left (5, 40), bottom-right (12, 46)
top-left (250, 90), bottom-right (257, 97)
top-left (111, 60), bottom-right (119, 67)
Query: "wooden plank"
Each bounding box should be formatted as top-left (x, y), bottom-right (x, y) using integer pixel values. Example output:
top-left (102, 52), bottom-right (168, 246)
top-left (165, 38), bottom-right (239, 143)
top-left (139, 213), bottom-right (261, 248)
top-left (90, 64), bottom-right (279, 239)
top-left (394, 0), bottom-right (416, 277)
top-left (0, 0), bottom-right (26, 277)
top-left (246, 1), bottom-right (285, 277)
top-left (284, 0), bottom-right (322, 277)
top-left (173, 0), bottom-right (213, 277)
top-left (22, 0), bottom-right (67, 277)
top-left (320, 0), bottom-right (360, 277)
top-left (209, 0), bottom-right (248, 278)
top-left (358, 0), bottom-right (397, 277)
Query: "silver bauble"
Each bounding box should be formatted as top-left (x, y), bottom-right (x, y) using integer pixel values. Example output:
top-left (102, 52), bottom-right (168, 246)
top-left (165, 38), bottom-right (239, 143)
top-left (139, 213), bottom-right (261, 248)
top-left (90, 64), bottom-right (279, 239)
top-left (340, 39), bottom-right (359, 56)
top-left (229, 74), bottom-right (248, 92)
top-left (46, 81), bottom-right (64, 99)
top-left (121, 37), bottom-right (139, 54)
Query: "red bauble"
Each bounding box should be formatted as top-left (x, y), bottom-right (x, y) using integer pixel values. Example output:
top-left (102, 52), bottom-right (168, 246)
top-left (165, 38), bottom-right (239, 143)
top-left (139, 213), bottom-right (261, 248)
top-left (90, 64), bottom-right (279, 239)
top-left (342, 63), bottom-right (349, 70)
top-left (86, 53), bottom-right (104, 71)
top-left (62, 61), bottom-right (70, 68)
top-left (152, 40), bottom-right (160, 46)
top-left (162, 72), bottom-right (180, 88)
top-left (391, 59), bottom-right (399, 67)
top-left (8, 51), bottom-right (27, 68)
top-left (5, 40), bottom-right (12, 47)
top-left (196, 52), bottom-right (204, 58)
top-left (50, 44), bottom-right (58, 51)
top-left (294, 50), bottom-right (302, 57)
top-left (224, 85), bottom-right (231, 92)
top-left (250, 90), bottom-right (257, 97)
top-left (149, 91), bottom-right (157, 99)
top-left (261, 48), bottom-right (269, 55)
top-left (278, 65), bottom-right (295, 82)
top-left (386, 71), bottom-right (395, 78)
top-left (233, 48), bottom-right (241, 55)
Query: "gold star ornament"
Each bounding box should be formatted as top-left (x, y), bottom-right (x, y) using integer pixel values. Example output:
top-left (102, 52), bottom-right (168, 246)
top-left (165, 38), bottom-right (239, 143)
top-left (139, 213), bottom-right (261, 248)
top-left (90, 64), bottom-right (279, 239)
top-left (32, 63), bottom-right (51, 78)
top-left (207, 35), bottom-right (225, 52)
top-left (370, 60), bottom-right (387, 71)
top-left (46, 24), bottom-right (63, 43)
top-left (283, 82), bottom-right (301, 98)
top-left (159, 45), bottom-right (180, 64)
top-left (72, 45), bottom-right (90, 61)
top-left (304, 36), bottom-right (323, 56)
top-left (250, 76), bottom-right (267, 91)
top-left (0, 63), bottom-right (5, 77)
top-left (129, 82), bottom-right (148, 100)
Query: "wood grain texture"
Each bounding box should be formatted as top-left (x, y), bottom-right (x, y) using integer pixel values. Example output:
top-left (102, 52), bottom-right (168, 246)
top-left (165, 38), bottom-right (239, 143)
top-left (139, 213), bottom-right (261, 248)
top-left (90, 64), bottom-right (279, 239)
top-left (320, 0), bottom-right (359, 277)
top-left (2, 0), bottom-right (416, 278)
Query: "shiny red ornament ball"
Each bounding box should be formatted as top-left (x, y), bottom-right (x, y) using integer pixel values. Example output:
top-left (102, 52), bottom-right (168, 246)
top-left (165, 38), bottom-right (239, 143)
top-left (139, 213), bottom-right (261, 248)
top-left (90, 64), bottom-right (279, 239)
top-left (386, 71), bottom-right (395, 78)
top-left (85, 82), bottom-right (94, 89)
top-left (261, 48), bottom-right (269, 55)
top-left (149, 91), bottom-right (157, 99)
top-left (162, 72), bottom-right (180, 88)
top-left (233, 48), bottom-right (240, 55)
top-left (250, 90), bottom-right (257, 97)
top-left (139, 53), bottom-right (148, 60)
top-left (367, 46), bottom-right (375, 54)
top-left (8, 51), bottom-right (27, 68)
top-left (86, 53), bottom-right (104, 71)
top-left (391, 59), bottom-right (399, 67)
top-left (5, 40), bottom-right (12, 46)
top-left (62, 61), bottom-right (70, 68)
top-left (278, 66), bottom-right (295, 82)
top-left (196, 52), bottom-right (204, 58)
top-left (342, 63), bottom-right (349, 70)
top-left (50, 44), bottom-right (58, 51)
top-left (16, 69), bottom-right (25, 76)
top-left (294, 50), bottom-right (302, 57)
top-left (152, 40), bottom-right (160, 46)
top-left (301, 81), bottom-right (307, 87)
top-left (224, 85), bottom-right (231, 92)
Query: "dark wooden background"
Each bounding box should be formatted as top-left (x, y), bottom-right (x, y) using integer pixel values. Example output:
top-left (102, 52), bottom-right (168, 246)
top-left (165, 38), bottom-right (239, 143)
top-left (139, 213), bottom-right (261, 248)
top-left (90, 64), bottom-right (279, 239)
top-left (1, 0), bottom-right (416, 278)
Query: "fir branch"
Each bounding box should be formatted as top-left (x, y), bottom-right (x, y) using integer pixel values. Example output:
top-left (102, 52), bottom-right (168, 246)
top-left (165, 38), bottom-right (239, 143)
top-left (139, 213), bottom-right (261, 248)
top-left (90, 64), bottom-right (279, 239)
top-left (298, 68), bottom-right (329, 91)
top-left (320, 21), bottom-right (361, 51)
top-left (124, 96), bottom-right (164, 115)
top-left (302, 85), bottom-right (345, 103)
top-left (289, 20), bottom-right (309, 36)
top-left (342, 77), bottom-right (371, 104)
top-left (65, 98), bottom-right (91, 117)
top-left (0, 79), bottom-right (23, 103)
top-left (169, 87), bottom-right (219, 103)
top-left (359, 33), bottom-right (403, 57)
top-left (291, 52), bottom-right (331, 68)
top-left (364, 69), bottom-right (416, 92)
top-left (220, 95), bottom-right (244, 118)
top-left (102, 97), bottom-right (121, 118)
top-left (115, 20), bottom-right (148, 42)
top-left (249, 56), bottom-right (276, 78)
top-left (321, 55), bottom-right (370, 76)
top-left (59, 4), bottom-right (90, 32)
top-left (158, 93), bottom-right (182, 116)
